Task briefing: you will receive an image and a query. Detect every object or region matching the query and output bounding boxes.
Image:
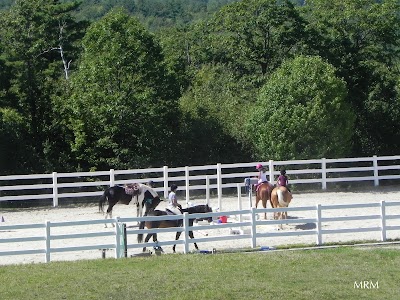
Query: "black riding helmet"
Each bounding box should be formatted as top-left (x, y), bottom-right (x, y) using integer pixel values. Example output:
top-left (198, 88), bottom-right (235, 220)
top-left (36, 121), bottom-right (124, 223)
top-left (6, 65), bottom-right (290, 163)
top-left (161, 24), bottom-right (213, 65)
top-left (280, 169), bottom-right (286, 175)
top-left (170, 184), bottom-right (178, 191)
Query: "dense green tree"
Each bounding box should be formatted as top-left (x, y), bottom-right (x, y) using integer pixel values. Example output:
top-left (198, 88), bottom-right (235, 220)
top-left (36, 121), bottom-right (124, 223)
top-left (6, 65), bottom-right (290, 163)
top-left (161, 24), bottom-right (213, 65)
top-left (158, 26), bottom-right (192, 93)
top-left (177, 110), bottom-right (251, 165)
top-left (0, 0), bottom-right (13, 10)
top-left (0, 42), bottom-right (11, 108)
top-left (180, 64), bottom-right (255, 143)
top-left (208, 0), bottom-right (308, 76)
top-left (0, 108), bottom-right (31, 174)
top-left (62, 0), bottom-right (240, 30)
top-left (0, 0), bottom-right (86, 173)
top-left (179, 64), bottom-right (255, 162)
top-left (1, 0), bottom-right (399, 175)
top-left (246, 56), bottom-right (355, 160)
top-left (303, 0), bottom-right (400, 156)
top-left (67, 9), bottom-right (180, 170)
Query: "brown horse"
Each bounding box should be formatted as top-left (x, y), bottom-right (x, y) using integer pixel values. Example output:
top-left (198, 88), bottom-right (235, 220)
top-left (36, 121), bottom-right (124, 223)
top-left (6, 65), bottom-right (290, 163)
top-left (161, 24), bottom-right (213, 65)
top-left (270, 186), bottom-right (292, 229)
top-left (137, 204), bottom-right (213, 253)
top-left (255, 182), bottom-right (274, 219)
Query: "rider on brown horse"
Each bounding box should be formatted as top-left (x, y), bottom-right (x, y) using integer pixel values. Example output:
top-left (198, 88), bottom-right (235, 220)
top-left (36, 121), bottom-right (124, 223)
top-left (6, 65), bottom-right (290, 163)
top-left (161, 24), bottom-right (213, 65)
top-left (255, 163), bottom-right (272, 193)
top-left (254, 164), bottom-right (274, 218)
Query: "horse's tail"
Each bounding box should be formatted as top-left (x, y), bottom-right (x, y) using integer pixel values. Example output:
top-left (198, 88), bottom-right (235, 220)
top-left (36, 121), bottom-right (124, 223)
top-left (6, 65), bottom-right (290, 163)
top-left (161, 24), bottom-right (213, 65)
top-left (137, 220), bottom-right (145, 243)
top-left (99, 189), bottom-right (108, 213)
top-left (277, 189), bottom-right (284, 206)
top-left (269, 188), bottom-right (277, 208)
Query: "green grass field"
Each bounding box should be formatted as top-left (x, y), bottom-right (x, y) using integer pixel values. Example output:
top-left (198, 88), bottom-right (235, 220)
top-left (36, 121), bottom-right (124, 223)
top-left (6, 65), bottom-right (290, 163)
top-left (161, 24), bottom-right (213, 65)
top-left (0, 247), bottom-right (399, 300)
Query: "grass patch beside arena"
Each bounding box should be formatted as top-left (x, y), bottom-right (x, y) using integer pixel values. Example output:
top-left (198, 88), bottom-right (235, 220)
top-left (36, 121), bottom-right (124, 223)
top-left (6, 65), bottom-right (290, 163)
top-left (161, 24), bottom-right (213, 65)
top-left (0, 247), bottom-right (398, 300)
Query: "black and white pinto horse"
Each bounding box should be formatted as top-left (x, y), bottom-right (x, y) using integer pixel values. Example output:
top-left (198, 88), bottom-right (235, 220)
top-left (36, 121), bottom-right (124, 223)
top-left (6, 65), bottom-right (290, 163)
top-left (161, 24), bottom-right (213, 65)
top-left (99, 183), bottom-right (162, 227)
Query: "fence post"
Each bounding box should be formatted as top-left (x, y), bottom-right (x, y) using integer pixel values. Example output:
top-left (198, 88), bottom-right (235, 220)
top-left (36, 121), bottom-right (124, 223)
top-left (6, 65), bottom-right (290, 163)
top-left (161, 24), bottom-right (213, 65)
top-left (52, 172), bottom-right (58, 207)
top-left (217, 163), bottom-right (222, 211)
top-left (115, 217), bottom-right (121, 258)
top-left (45, 221), bottom-right (51, 263)
top-left (183, 213), bottom-right (190, 254)
top-left (109, 169), bottom-right (115, 187)
top-left (373, 155), bottom-right (379, 187)
top-left (206, 176), bottom-right (210, 205)
top-left (316, 204), bottom-right (322, 245)
top-left (185, 166), bottom-right (190, 206)
top-left (163, 166), bottom-right (169, 199)
top-left (122, 223), bottom-right (127, 258)
top-left (250, 207), bottom-right (257, 248)
top-left (380, 200), bottom-right (387, 242)
top-left (268, 160), bottom-right (274, 182)
top-left (237, 184), bottom-right (242, 222)
top-left (321, 158), bottom-right (327, 190)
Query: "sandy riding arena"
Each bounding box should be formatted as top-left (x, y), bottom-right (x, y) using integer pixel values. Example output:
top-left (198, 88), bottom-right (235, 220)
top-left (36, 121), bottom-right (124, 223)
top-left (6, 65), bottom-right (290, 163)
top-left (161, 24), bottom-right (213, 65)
top-left (1, 186), bottom-right (400, 265)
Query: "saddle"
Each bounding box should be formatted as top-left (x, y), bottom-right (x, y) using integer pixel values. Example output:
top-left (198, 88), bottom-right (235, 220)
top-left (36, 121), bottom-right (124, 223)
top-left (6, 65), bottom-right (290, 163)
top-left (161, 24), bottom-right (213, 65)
top-left (256, 182), bottom-right (273, 197)
top-left (166, 206), bottom-right (182, 215)
top-left (124, 183), bottom-right (140, 195)
top-left (166, 207), bottom-right (183, 227)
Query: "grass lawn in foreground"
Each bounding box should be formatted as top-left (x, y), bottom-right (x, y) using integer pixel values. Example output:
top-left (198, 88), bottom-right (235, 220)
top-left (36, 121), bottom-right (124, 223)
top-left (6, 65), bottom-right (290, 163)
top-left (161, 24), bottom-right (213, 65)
top-left (0, 247), bottom-right (398, 300)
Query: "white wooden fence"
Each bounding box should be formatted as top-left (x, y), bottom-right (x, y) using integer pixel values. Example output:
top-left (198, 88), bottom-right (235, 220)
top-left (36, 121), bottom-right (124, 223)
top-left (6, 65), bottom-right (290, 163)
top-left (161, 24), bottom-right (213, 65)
top-left (1, 155), bottom-right (400, 208)
top-left (1, 200), bottom-right (400, 263)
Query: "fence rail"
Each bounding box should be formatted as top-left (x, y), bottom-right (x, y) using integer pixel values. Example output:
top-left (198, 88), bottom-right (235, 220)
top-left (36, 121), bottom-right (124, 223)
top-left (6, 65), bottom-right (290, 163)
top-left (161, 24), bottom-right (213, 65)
top-left (1, 200), bottom-right (400, 263)
top-left (1, 155), bottom-right (400, 208)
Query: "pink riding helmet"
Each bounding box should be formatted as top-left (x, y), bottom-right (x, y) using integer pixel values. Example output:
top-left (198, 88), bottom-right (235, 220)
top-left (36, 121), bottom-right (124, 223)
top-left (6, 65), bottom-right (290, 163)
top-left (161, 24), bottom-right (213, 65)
top-left (256, 163), bottom-right (263, 170)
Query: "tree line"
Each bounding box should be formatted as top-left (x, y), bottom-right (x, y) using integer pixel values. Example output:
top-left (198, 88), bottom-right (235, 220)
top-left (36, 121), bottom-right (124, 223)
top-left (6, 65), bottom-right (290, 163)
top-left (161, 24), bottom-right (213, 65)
top-left (0, 0), bottom-right (399, 175)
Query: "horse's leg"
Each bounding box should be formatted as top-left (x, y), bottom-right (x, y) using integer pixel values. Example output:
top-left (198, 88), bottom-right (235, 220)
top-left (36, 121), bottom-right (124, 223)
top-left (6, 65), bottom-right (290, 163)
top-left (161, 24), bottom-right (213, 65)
top-left (136, 203), bottom-right (140, 225)
top-left (105, 205), bottom-right (114, 228)
top-left (279, 210), bottom-right (284, 230)
top-left (262, 197), bottom-right (267, 220)
top-left (108, 209), bottom-right (115, 228)
top-left (255, 194), bottom-right (262, 221)
top-left (104, 207), bottom-right (109, 228)
top-left (189, 231), bottom-right (198, 251)
top-left (142, 233), bottom-right (152, 252)
top-left (173, 231), bottom-right (182, 253)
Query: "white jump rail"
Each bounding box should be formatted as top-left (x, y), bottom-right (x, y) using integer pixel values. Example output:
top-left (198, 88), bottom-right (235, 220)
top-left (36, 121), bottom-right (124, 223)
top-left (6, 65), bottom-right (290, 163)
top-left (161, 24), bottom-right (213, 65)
top-left (1, 200), bottom-right (400, 263)
top-left (1, 155), bottom-right (400, 209)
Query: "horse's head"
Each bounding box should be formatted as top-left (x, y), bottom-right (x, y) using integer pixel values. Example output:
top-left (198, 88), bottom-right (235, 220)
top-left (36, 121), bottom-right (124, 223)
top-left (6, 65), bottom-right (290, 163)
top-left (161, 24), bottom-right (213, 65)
top-left (186, 204), bottom-right (213, 223)
top-left (204, 205), bottom-right (213, 223)
top-left (204, 204), bottom-right (212, 213)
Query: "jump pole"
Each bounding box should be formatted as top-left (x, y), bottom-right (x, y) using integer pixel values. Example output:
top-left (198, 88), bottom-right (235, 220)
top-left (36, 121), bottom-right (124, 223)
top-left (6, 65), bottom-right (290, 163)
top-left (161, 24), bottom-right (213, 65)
top-left (237, 183), bottom-right (242, 223)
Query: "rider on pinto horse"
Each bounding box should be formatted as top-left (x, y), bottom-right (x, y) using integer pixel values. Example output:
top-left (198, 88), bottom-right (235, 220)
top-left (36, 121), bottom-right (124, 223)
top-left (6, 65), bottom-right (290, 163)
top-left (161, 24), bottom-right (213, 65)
top-left (276, 169), bottom-right (293, 199)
